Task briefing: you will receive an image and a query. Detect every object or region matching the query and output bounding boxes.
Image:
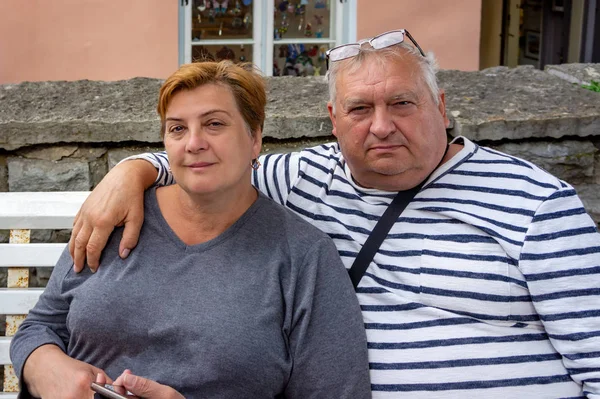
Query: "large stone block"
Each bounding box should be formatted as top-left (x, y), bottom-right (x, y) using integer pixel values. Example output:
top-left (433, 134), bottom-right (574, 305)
top-left (264, 76), bottom-right (331, 139)
top-left (107, 146), bottom-right (167, 169)
top-left (0, 78), bottom-right (164, 150)
top-left (8, 158), bottom-right (90, 191)
top-left (546, 63), bottom-right (600, 86)
top-left (441, 65), bottom-right (600, 142)
top-left (492, 140), bottom-right (597, 185)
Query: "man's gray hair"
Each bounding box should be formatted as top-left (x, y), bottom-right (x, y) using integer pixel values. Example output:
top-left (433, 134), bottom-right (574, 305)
top-left (326, 42), bottom-right (440, 113)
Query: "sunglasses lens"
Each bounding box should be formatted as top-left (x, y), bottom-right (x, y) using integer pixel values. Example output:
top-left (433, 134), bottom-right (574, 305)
top-left (371, 31), bottom-right (405, 50)
top-left (328, 45), bottom-right (360, 62)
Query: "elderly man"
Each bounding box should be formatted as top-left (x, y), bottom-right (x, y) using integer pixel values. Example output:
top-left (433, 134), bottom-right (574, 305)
top-left (26, 29), bottom-right (600, 398)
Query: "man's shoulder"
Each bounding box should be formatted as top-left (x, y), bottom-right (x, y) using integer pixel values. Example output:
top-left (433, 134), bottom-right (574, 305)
top-left (465, 142), bottom-right (566, 190)
top-left (296, 141), bottom-right (342, 161)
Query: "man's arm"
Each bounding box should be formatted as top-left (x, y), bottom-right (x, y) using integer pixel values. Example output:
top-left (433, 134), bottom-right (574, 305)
top-left (69, 158), bottom-right (159, 272)
top-left (520, 184), bottom-right (600, 396)
top-left (72, 149), bottom-right (301, 272)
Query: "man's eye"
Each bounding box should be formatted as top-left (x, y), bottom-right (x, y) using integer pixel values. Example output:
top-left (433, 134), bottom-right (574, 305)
top-left (394, 101), bottom-right (412, 106)
top-left (349, 106), bottom-right (367, 113)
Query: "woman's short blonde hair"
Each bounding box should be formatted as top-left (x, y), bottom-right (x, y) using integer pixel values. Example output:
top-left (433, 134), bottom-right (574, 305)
top-left (157, 61), bottom-right (266, 138)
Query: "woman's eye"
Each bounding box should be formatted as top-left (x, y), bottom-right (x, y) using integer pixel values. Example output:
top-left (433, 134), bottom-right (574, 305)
top-left (207, 121), bottom-right (224, 127)
top-left (169, 125), bottom-right (184, 133)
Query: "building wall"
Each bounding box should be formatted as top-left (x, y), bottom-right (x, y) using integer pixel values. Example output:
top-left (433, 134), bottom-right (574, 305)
top-left (356, 0), bottom-right (482, 71)
top-left (0, 0), bottom-right (178, 84)
top-left (0, 0), bottom-right (481, 84)
top-left (480, 0), bottom-right (503, 69)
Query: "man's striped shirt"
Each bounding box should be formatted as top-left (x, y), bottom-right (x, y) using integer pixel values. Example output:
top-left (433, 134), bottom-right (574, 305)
top-left (139, 137), bottom-right (600, 398)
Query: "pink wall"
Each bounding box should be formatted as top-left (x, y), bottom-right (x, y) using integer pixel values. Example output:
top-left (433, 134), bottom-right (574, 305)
top-left (0, 0), bottom-right (178, 84)
top-left (357, 0), bottom-right (482, 71)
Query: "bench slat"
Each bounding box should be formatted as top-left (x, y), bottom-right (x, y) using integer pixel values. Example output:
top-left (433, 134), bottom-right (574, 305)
top-left (0, 289), bottom-right (44, 315)
top-left (0, 337), bottom-right (11, 365)
top-left (0, 244), bottom-right (66, 267)
top-left (0, 393), bottom-right (18, 399)
top-left (0, 192), bottom-right (88, 229)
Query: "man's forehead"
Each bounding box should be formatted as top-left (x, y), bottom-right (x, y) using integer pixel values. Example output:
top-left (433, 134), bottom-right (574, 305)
top-left (336, 59), bottom-right (422, 100)
top-left (337, 55), bottom-right (418, 85)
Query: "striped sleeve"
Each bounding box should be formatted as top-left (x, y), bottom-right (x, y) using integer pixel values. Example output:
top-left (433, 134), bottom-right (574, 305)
top-left (519, 185), bottom-right (600, 396)
top-left (118, 151), bottom-right (174, 186)
top-left (252, 152), bottom-right (301, 206)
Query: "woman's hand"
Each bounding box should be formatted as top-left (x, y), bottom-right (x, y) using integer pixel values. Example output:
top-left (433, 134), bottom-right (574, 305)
top-left (69, 159), bottom-right (157, 272)
top-left (22, 344), bottom-right (112, 399)
top-left (109, 369), bottom-right (186, 399)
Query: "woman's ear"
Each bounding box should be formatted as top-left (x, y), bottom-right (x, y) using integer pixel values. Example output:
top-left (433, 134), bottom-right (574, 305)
top-left (252, 128), bottom-right (263, 160)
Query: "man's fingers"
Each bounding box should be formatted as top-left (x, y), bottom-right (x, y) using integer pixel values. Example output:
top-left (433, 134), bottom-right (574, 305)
top-left (72, 225), bottom-right (93, 272)
top-left (70, 212), bottom-right (83, 272)
top-left (119, 208), bottom-right (144, 259)
top-left (86, 227), bottom-right (114, 270)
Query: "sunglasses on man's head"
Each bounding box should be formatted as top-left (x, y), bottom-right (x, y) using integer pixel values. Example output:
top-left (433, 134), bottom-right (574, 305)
top-left (325, 29), bottom-right (425, 68)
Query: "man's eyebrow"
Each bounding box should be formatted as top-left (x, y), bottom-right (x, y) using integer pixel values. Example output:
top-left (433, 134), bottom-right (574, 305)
top-left (390, 92), bottom-right (419, 102)
top-left (343, 98), bottom-right (368, 108)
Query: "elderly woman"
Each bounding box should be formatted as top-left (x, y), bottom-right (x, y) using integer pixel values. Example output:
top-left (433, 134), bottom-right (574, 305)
top-left (10, 61), bottom-right (370, 399)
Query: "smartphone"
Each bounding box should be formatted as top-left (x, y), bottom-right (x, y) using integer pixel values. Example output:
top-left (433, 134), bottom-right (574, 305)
top-left (91, 382), bottom-right (135, 399)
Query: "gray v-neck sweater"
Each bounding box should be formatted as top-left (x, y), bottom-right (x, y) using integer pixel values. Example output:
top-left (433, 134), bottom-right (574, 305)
top-left (11, 189), bottom-right (370, 398)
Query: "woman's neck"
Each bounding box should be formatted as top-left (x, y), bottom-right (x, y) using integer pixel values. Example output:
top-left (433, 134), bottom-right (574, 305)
top-left (156, 184), bottom-right (258, 246)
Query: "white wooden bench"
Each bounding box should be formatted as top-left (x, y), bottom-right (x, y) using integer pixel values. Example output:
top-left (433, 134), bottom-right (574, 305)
top-left (0, 192), bottom-right (89, 398)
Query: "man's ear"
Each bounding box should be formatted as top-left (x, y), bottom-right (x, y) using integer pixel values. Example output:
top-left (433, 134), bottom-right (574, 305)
top-left (327, 102), bottom-right (338, 138)
top-left (438, 90), bottom-right (450, 128)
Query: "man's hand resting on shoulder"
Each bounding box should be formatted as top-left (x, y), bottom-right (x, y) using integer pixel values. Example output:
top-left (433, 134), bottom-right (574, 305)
top-left (69, 159), bottom-right (158, 272)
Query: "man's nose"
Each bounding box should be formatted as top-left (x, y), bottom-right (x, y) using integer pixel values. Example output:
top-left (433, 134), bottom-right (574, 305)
top-left (186, 129), bottom-right (208, 152)
top-left (370, 107), bottom-right (395, 139)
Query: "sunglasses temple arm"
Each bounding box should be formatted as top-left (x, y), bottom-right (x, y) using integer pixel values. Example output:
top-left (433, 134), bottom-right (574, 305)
top-left (405, 30), bottom-right (426, 57)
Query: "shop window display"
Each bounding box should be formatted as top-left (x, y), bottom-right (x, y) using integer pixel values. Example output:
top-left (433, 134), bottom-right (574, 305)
top-left (185, 0), bottom-right (343, 76)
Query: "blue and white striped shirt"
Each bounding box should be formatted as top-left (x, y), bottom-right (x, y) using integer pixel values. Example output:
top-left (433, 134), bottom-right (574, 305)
top-left (138, 136), bottom-right (600, 398)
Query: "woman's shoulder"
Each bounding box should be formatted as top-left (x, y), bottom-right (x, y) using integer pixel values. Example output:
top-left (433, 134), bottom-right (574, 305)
top-left (253, 193), bottom-right (332, 245)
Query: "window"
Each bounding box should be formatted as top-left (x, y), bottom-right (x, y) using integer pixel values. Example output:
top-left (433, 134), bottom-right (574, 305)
top-left (181, 0), bottom-right (355, 76)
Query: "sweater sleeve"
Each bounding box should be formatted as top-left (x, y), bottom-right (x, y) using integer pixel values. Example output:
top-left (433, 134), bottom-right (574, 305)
top-left (284, 236), bottom-right (371, 398)
top-left (9, 247), bottom-right (75, 392)
top-left (519, 184), bottom-right (600, 398)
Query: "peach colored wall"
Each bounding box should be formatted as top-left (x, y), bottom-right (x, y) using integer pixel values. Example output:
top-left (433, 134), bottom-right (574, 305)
top-left (357, 0), bottom-right (482, 71)
top-left (0, 0), bottom-right (178, 84)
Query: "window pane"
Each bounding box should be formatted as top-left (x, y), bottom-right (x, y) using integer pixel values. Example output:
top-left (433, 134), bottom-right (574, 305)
top-left (273, 0), bottom-right (331, 40)
top-left (272, 43), bottom-right (329, 76)
top-left (192, 0), bottom-right (253, 40)
top-left (192, 44), bottom-right (253, 63)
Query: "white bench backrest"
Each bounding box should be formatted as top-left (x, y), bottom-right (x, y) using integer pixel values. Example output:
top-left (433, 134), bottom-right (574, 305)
top-left (0, 192), bottom-right (89, 398)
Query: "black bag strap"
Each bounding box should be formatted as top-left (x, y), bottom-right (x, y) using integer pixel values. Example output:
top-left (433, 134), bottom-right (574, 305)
top-left (348, 145), bottom-right (450, 289)
top-left (347, 183), bottom-right (423, 289)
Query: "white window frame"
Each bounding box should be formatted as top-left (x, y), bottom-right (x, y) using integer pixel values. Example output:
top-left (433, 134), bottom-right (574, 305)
top-left (181, 0), bottom-right (356, 76)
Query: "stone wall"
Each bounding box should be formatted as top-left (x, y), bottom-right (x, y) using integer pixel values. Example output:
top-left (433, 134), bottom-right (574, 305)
top-left (1, 63), bottom-right (600, 285)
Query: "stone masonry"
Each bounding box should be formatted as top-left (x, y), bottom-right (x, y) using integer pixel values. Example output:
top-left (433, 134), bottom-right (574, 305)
top-left (1, 64), bottom-right (600, 286)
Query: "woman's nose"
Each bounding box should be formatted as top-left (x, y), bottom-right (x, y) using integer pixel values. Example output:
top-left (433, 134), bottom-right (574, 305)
top-left (186, 129), bottom-right (208, 152)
